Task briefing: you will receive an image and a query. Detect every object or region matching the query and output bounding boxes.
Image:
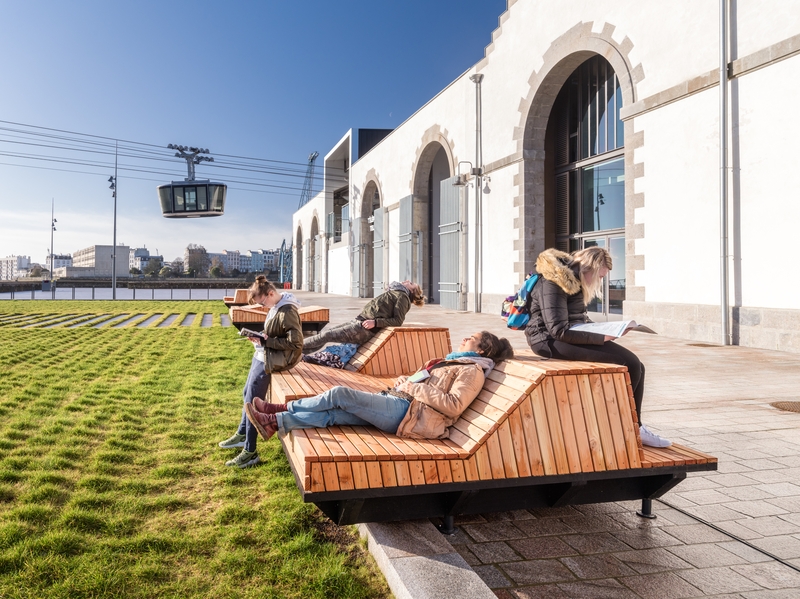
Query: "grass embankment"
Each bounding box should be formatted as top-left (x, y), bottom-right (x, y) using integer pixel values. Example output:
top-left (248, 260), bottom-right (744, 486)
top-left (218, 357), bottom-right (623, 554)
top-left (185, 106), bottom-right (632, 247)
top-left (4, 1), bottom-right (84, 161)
top-left (0, 301), bottom-right (389, 599)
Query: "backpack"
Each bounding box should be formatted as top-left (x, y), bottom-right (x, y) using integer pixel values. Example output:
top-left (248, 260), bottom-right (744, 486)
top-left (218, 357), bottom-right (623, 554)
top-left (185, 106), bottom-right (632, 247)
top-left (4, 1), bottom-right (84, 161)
top-left (502, 273), bottom-right (540, 330)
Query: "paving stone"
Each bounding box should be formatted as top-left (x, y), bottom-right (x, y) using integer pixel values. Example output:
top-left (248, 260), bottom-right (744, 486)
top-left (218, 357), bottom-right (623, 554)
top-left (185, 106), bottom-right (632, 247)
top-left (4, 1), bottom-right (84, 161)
top-left (708, 473), bottom-right (767, 487)
top-left (483, 510), bottom-right (536, 522)
top-left (620, 571), bottom-right (703, 599)
top-left (527, 506), bottom-right (581, 518)
top-left (715, 521), bottom-right (768, 541)
top-left (731, 561), bottom-right (800, 590)
top-left (755, 483), bottom-right (800, 497)
top-left (510, 584), bottom-right (571, 599)
top-left (665, 542), bottom-right (749, 568)
top-left (513, 518), bottom-right (575, 537)
top-left (507, 536), bottom-right (576, 560)
top-left (555, 578), bottom-right (641, 599)
top-left (364, 520), bottom-right (454, 559)
top-left (741, 589), bottom-right (800, 599)
top-left (767, 496), bottom-right (800, 512)
top-left (474, 565), bottom-right (513, 589)
top-left (561, 532), bottom-right (633, 555)
top-left (677, 489), bottom-right (738, 505)
top-left (740, 470), bottom-right (793, 484)
top-left (716, 541), bottom-right (775, 563)
top-left (612, 527), bottom-right (684, 550)
top-left (718, 486), bottom-right (778, 501)
top-left (469, 542), bottom-right (522, 564)
top-left (725, 501), bottom-right (789, 518)
top-left (749, 535), bottom-right (800, 559)
top-left (734, 516), bottom-right (800, 536)
top-left (613, 547), bottom-right (694, 574)
top-left (558, 514), bottom-right (627, 533)
top-left (492, 590), bottom-right (515, 599)
top-left (680, 503), bottom-right (750, 523)
top-left (500, 559), bottom-right (575, 585)
top-left (676, 566), bottom-right (764, 594)
top-left (454, 514), bottom-right (489, 525)
top-left (455, 544), bottom-right (482, 566)
top-left (574, 502), bottom-right (629, 515)
top-left (559, 554), bottom-right (636, 579)
top-left (660, 523), bottom-right (732, 544)
top-left (462, 522), bottom-right (528, 543)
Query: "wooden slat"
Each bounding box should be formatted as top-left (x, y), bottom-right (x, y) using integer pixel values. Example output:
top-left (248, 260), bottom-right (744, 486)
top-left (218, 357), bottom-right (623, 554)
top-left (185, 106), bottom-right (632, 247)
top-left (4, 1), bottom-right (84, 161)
top-left (309, 463), bottom-right (325, 492)
top-left (506, 409), bottom-right (532, 478)
top-left (423, 461), bottom-right (439, 484)
top-left (409, 461), bottom-right (426, 485)
top-left (338, 426), bottom-right (378, 461)
top-left (540, 378), bottom-right (571, 475)
top-left (351, 462), bottom-right (370, 489)
top-left (484, 433), bottom-right (507, 479)
top-left (463, 455), bottom-right (480, 481)
top-left (551, 376), bottom-right (582, 474)
top-left (290, 429), bottom-right (318, 462)
top-left (395, 461), bottom-right (412, 487)
top-left (283, 437), bottom-right (311, 491)
top-left (573, 375), bottom-right (606, 472)
top-left (600, 373), bottom-right (630, 469)
top-left (612, 373), bottom-right (642, 468)
top-left (436, 460), bottom-right (453, 483)
top-left (380, 461), bottom-right (398, 487)
top-left (529, 386), bottom-right (558, 476)
top-left (304, 429), bottom-right (334, 462)
top-left (366, 462), bottom-right (384, 488)
top-left (336, 462), bottom-right (355, 490)
top-left (496, 419), bottom-right (520, 478)
top-left (562, 375), bottom-right (595, 473)
top-left (474, 445), bottom-right (493, 480)
top-left (518, 395), bottom-right (545, 476)
top-left (327, 427), bottom-right (363, 461)
top-left (583, 374), bottom-right (618, 470)
top-left (450, 459), bottom-right (467, 482)
top-left (321, 462), bottom-right (340, 491)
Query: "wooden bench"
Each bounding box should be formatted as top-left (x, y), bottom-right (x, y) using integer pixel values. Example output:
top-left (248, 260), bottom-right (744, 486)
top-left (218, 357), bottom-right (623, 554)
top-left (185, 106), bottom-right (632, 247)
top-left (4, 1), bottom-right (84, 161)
top-left (229, 304), bottom-right (330, 334)
top-left (278, 352), bottom-right (717, 526)
top-left (345, 326), bottom-right (451, 375)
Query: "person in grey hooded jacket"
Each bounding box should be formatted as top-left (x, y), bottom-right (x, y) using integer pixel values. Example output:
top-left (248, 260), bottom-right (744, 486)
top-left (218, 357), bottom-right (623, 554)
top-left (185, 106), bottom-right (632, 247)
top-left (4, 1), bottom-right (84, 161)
top-left (302, 280), bottom-right (424, 353)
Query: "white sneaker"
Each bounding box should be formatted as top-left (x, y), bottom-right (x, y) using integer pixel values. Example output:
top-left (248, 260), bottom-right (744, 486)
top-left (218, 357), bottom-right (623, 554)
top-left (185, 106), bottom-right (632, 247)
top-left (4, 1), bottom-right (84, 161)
top-left (639, 424), bottom-right (672, 448)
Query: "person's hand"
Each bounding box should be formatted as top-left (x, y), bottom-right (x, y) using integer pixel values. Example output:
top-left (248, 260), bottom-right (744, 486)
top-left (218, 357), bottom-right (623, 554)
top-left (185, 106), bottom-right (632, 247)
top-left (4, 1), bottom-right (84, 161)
top-left (394, 375), bottom-right (408, 387)
top-left (603, 335), bottom-right (615, 342)
top-left (395, 381), bottom-right (413, 394)
top-left (362, 319), bottom-right (376, 329)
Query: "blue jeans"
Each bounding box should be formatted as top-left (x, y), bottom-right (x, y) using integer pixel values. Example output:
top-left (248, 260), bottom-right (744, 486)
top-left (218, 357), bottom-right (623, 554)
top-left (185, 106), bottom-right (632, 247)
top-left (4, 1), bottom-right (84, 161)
top-left (277, 386), bottom-right (410, 434)
top-left (237, 355), bottom-right (271, 452)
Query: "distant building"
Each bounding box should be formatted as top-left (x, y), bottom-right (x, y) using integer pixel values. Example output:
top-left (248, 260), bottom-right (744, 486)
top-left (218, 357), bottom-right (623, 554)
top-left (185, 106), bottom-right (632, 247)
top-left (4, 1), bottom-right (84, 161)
top-left (129, 247), bottom-right (163, 272)
top-left (46, 254), bottom-right (72, 272)
top-left (0, 255), bottom-right (31, 280)
top-left (71, 244), bottom-right (130, 277)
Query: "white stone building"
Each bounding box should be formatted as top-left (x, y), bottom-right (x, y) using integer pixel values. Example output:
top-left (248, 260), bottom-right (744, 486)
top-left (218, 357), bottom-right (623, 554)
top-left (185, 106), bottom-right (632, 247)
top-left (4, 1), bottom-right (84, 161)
top-left (292, 0), bottom-right (800, 353)
top-left (72, 244), bottom-right (130, 277)
top-left (46, 254), bottom-right (72, 272)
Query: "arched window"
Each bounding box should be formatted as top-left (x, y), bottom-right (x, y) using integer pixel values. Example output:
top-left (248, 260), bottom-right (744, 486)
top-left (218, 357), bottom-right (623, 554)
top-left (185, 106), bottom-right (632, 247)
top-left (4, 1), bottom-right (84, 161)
top-left (550, 55), bottom-right (625, 318)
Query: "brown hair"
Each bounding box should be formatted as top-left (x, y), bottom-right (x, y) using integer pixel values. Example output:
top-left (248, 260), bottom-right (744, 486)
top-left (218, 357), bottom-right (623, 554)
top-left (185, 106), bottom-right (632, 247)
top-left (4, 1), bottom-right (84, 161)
top-left (477, 331), bottom-right (514, 362)
top-left (409, 284), bottom-right (426, 307)
top-left (570, 247), bottom-right (613, 305)
top-left (248, 275), bottom-right (277, 304)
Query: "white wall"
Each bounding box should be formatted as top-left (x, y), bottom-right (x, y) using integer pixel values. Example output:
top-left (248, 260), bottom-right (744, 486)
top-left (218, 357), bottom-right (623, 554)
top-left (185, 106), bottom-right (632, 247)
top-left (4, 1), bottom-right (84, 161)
top-left (327, 244), bottom-right (351, 296)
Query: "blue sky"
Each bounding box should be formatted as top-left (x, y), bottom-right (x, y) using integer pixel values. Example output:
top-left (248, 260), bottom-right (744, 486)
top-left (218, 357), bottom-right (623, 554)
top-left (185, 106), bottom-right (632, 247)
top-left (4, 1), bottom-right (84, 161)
top-left (0, 0), bottom-right (507, 265)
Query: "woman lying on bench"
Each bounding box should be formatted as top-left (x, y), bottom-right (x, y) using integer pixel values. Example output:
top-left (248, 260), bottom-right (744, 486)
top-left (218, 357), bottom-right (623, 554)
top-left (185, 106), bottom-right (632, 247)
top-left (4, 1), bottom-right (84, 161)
top-left (245, 331), bottom-right (514, 441)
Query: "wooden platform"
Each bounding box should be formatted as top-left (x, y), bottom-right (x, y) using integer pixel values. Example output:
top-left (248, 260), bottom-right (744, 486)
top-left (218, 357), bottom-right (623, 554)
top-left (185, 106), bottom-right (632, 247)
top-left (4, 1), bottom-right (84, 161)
top-left (223, 289), bottom-right (249, 307)
top-left (279, 353), bottom-right (717, 525)
top-left (272, 361), bottom-right (397, 403)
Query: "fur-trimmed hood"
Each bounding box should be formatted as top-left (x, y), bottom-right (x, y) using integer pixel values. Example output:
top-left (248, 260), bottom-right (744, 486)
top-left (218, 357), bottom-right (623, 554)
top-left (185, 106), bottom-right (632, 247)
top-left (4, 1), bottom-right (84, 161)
top-left (535, 249), bottom-right (581, 295)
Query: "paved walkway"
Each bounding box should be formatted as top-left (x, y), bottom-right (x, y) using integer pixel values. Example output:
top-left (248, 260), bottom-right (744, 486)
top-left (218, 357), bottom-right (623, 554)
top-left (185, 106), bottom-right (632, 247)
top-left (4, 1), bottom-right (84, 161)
top-left (299, 291), bottom-right (800, 597)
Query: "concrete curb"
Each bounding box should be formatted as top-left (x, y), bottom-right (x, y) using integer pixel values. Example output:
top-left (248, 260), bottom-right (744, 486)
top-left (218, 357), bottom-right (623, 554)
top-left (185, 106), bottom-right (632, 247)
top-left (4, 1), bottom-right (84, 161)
top-left (358, 520), bottom-right (495, 599)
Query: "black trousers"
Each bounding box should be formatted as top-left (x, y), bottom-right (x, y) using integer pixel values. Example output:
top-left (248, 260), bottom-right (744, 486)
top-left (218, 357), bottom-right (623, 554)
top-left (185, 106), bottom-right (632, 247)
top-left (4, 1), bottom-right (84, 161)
top-left (532, 339), bottom-right (645, 423)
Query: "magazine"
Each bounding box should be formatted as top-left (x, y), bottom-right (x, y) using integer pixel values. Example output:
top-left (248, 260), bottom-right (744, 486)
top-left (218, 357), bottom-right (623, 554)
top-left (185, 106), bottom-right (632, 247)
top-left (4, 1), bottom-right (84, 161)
top-left (570, 320), bottom-right (656, 338)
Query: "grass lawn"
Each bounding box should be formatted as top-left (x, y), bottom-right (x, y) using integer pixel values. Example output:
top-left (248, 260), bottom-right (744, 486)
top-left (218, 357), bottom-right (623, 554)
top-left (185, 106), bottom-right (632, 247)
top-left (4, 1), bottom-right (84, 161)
top-left (0, 301), bottom-right (390, 599)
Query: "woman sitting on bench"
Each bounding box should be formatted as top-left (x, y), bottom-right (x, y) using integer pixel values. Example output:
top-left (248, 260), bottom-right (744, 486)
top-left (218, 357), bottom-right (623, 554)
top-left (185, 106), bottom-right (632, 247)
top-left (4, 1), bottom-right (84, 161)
top-left (302, 280), bottom-right (425, 354)
top-left (246, 330), bottom-right (514, 441)
top-left (524, 247), bottom-right (671, 448)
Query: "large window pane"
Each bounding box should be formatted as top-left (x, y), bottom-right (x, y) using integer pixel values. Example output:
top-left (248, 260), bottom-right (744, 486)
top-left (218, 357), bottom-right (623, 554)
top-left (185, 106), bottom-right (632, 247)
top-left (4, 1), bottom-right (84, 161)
top-left (197, 185), bottom-right (208, 211)
top-left (608, 236), bottom-right (625, 314)
top-left (185, 187), bottom-right (197, 211)
top-left (582, 157), bottom-right (624, 233)
top-left (158, 187), bottom-right (172, 214)
top-left (174, 187), bottom-right (185, 211)
top-left (584, 238), bottom-right (605, 314)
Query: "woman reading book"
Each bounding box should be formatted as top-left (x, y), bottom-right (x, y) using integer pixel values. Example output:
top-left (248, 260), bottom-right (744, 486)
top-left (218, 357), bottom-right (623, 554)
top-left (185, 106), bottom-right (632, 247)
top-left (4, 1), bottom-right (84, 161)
top-left (218, 275), bottom-right (304, 467)
top-left (524, 247), bottom-right (671, 448)
top-left (244, 331), bottom-right (513, 441)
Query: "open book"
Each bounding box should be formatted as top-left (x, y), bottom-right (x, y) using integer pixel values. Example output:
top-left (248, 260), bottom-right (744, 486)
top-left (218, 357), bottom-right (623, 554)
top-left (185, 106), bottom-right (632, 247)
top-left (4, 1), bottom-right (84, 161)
top-left (239, 327), bottom-right (267, 341)
top-left (570, 320), bottom-right (656, 338)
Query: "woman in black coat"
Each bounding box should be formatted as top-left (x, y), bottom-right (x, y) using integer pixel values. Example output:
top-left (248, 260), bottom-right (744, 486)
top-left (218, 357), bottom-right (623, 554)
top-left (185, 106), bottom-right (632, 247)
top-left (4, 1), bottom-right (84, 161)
top-left (525, 247), bottom-right (671, 448)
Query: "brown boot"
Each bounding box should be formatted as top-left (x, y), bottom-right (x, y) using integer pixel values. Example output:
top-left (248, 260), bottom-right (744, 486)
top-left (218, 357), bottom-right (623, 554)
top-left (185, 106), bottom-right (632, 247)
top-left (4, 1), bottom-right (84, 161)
top-left (244, 404), bottom-right (278, 441)
top-left (253, 397), bottom-right (287, 415)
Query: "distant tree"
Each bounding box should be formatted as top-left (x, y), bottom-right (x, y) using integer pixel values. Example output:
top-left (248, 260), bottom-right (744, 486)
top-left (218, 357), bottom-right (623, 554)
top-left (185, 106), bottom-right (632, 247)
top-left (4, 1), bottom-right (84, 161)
top-left (244, 272), bottom-right (256, 284)
top-left (209, 257), bottom-right (225, 278)
top-left (159, 266), bottom-right (173, 277)
top-left (143, 258), bottom-right (163, 277)
top-left (130, 267), bottom-right (142, 275)
top-left (30, 265), bottom-right (43, 277)
top-left (231, 268), bottom-right (241, 277)
top-left (185, 244), bottom-right (210, 276)
top-left (170, 258), bottom-right (184, 275)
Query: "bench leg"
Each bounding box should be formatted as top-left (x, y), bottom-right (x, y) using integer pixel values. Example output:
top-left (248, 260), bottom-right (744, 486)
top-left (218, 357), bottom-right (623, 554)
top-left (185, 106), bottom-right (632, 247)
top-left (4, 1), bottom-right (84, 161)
top-left (636, 498), bottom-right (657, 519)
top-left (437, 515), bottom-right (456, 535)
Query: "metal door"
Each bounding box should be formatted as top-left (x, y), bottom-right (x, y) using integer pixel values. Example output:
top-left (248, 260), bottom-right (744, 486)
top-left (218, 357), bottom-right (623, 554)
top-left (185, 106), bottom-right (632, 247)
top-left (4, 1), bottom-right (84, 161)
top-left (372, 207), bottom-right (385, 296)
top-left (398, 195), bottom-right (413, 282)
top-left (351, 217), bottom-right (362, 297)
top-left (438, 176), bottom-right (462, 309)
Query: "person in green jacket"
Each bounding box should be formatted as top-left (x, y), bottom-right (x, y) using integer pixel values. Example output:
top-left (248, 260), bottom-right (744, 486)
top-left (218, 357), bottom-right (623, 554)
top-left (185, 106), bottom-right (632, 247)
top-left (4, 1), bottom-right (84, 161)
top-left (302, 280), bottom-right (424, 354)
top-left (218, 275), bottom-right (304, 468)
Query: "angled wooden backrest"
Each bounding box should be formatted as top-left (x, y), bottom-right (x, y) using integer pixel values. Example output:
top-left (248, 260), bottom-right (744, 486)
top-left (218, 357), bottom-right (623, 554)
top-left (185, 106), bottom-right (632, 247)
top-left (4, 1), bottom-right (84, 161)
top-left (230, 304), bottom-right (330, 325)
top-left (345, 326), bottom-right (451, 376)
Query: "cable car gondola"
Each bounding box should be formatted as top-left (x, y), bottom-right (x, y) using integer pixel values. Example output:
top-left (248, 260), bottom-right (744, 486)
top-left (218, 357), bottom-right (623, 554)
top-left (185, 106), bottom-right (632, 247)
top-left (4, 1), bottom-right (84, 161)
top-left (158, 144), bottom-right (227, 218)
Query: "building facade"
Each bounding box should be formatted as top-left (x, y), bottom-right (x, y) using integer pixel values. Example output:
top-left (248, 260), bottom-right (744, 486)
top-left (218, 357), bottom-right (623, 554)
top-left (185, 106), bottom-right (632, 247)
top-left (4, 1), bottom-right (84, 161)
top-left (0, 255), bottom-right (31, 280)
top-left (72, 245), bottom-right (130, 277)
top-left (293, 0), bottom-right (800, 353)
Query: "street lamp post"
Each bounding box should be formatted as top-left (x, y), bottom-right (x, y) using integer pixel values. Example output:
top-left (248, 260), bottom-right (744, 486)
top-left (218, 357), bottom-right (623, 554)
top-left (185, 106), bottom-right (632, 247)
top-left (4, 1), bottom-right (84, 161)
top-left (49, 198), bottom-right (57, 297)
top-left (109, 141), bottom-right (118, 300)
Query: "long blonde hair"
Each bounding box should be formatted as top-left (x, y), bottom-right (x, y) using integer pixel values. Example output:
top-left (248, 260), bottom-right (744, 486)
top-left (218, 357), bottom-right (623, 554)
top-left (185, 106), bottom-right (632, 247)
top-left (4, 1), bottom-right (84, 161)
top-left (571, 247), bottom-right (612, 305)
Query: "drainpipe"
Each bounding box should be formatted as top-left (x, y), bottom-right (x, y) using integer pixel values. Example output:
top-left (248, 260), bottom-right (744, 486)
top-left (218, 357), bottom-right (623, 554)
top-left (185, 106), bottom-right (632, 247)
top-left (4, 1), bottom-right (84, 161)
top-left (470, 73), bottom-right (484, 313)
top-left (720, 0), bottom-right (730, 345)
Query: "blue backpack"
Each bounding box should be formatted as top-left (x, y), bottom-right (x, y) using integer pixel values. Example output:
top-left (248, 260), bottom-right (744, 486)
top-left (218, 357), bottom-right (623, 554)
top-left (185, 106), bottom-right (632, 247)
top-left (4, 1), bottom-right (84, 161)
top-left (502, 273), bottom-right (540, 330)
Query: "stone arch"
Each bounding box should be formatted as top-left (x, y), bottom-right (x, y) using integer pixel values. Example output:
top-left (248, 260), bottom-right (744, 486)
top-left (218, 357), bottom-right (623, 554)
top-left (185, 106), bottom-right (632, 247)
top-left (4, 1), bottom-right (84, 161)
top-left (309, 214), bottom-right (320, 292)
top-left (511, 22), bottom-right (643, 286)
top-left (409, 126), bottom-right (456, 303)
